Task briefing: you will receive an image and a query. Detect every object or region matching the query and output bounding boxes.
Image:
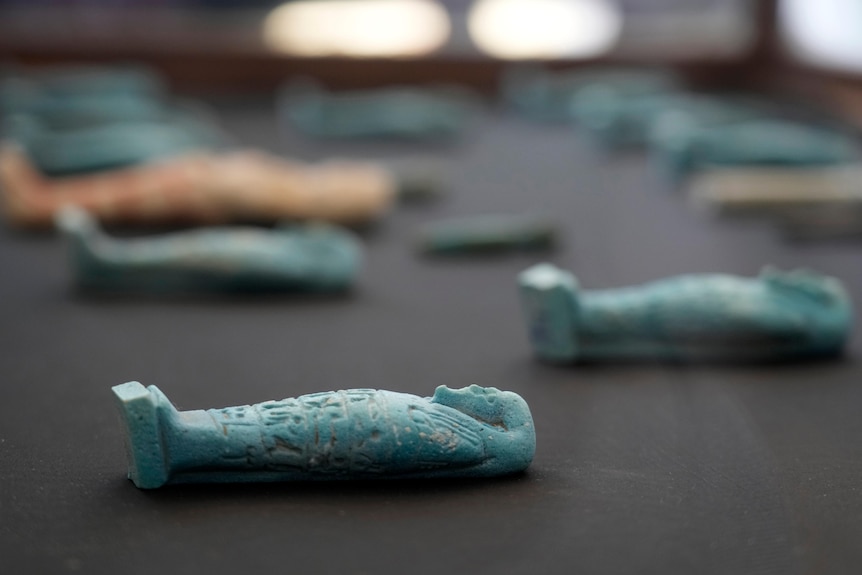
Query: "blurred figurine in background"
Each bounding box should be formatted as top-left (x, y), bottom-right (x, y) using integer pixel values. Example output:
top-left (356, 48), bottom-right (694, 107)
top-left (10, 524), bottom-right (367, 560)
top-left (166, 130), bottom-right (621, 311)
top-left (0, 65), bottom-right (167, 127)
top-left (2, 112), bottom-right (223, 175)
top-left (280, 80), bottom-right (477, 140)
top-left (0, 145), bottom-right (425, 228)
top-left (56, 207), bottom-right (361, 293)
top-left (501, 66), bottom-right (679, 123)
top-left (518, 263), bottom-right (851, 363)
top-left (687, 164), bottom-right (862, 240)
top-left (689, 164), bottom-right (862, 217)
top-left (1, 66), bottom-right (225, 174)
top-left (652, 120), bottom-right (858, 181)
top-left (577, 93), bottom-right (766, 149)
top-left (0, 66), bottom-right (164, 97)
top-left (416, 213), bottom-right (557, 255)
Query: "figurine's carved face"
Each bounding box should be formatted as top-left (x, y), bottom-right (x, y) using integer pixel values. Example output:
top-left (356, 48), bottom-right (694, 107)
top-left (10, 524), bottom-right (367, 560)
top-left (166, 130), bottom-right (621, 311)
top-left (432, 385), bottom-right (531, 431)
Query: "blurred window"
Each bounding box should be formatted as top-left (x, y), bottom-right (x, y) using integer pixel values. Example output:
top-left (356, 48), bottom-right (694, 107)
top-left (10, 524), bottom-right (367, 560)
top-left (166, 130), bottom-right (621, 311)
top-left (780, 0), bottom-right (862, 73)
top-left (262, 0), bottom-right (450, 58)
top-left (467, 0), bottom-right (622, 60)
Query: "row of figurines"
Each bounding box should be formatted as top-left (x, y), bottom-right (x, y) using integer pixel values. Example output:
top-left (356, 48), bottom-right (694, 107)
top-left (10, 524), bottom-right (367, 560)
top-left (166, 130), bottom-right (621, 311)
top-left (109, 262), bottom-right (851, 489)
top-left (5, 64), bottom-right (862, 234)
top-left (1, 66), bottom-right (474, 176)
top-left (20, 63), bottom-right (854, 180)
top-left (117, 258), bottom-right (852, 488)
top-left (9, 131), bottom-right (858, 240)
top-left (505, 67), bottom-right (862, 237)
top-left (0, 66), bottom-right (456, 233)
top-left (504, 67), bottom-right (858, 178)
top-left (51, 205), bottom-right (853, 363)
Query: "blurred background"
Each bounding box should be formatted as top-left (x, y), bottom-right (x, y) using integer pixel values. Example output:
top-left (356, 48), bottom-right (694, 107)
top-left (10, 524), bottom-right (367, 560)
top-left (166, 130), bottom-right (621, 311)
top-left (0, 0), bottom-right (859, 123)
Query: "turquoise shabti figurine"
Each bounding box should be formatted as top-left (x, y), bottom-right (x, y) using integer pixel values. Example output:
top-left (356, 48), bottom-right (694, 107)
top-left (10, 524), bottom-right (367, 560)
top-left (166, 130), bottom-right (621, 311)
top-left (279, 80), bottom-right (476, 140)
top-left (112, 382), bottom-right (536, 489)
top-left (56, 207), bottom-right (361, 293)
top-left (519, 263), bottom-right (852, 362)
top-left (652, 119), bottom-right (858, 181)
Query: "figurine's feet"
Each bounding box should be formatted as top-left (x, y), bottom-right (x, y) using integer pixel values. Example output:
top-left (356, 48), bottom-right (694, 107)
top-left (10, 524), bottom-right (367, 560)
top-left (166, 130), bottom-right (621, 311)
top-left (111, 382), bottom-right (171, 489)
top-left (518, 263), bottom-right (580, 361)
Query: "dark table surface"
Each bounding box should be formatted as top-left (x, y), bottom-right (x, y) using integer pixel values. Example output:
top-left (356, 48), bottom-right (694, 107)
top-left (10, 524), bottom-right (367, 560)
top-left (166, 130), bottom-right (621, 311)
top-left (2, 96), bottom-right (862, 575)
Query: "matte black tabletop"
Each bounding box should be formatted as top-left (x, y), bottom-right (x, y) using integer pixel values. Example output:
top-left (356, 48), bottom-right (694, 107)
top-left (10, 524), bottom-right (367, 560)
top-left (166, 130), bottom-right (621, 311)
top-left (2, 97), bottom-right (861, 574)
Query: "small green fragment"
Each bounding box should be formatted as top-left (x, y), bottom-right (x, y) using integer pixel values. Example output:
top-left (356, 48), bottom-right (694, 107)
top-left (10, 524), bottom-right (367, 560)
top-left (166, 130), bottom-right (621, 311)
top-left (417, 214), bottom-right (557, 255)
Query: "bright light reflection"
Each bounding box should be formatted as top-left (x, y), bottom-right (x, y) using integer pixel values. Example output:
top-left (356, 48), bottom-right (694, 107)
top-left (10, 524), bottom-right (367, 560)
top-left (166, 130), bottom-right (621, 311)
top-left (780, 0), bottom-right (862, 72)
top-left (263, 0), bottom-right (451, 58)
top-left (468, 0), bottom-right (621, 60)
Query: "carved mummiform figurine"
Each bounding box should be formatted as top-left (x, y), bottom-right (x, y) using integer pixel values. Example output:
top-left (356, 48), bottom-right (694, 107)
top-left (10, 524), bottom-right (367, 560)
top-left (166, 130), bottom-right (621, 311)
top-left (56, 207), bottom-right (360, 293)
top-left (417, 214), bottom-right (557, 255)
top-left (280, 81), bottom-right (476, 140)
top-left (519, 263), bottom-right (852, 362)
top-left (112, 382), bottom-right (536, 488)
top-left (0, 144), bottom-right (398, 228)
top-left (652, 120), bottom-right (858, 181)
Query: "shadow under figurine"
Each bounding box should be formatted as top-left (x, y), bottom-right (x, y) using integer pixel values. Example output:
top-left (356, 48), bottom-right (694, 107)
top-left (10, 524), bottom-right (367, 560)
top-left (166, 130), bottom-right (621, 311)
top-left (56, 207), bottom-right (360, 293)
top-left (519, 263), bottom-right (852, 363)
top-left (112, 382), bottom-right (536, 489)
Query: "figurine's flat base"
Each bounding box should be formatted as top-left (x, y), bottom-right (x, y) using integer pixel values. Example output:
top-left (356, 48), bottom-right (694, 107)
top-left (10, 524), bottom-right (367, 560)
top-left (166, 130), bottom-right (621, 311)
top-left (112, 382), bottom-right (169, 489)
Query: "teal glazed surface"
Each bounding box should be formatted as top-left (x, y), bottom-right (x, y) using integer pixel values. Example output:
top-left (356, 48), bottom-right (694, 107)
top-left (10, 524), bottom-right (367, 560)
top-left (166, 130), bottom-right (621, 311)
top-left (417, 213), bottom-right (556, 255)
top-left (1, 66), bottom-right (165, 99)
top-left (112, 382), bottom-right (536, 489)
top-left (280, 81), bottom-right (475, 140)
top-left (0, 92), bottom-right (167, 129)
top-left (576, 93), bottom-right (765, 149)
top-left (1, 68), bottom-right (168, 130)
top-left (56, 208), bottom-right (361, 293)
top-left (502, 66), bottom-right (679, 123)
top-left (653, 120), bottom-right (858, 181)
top-left (519, 263), bottom-right (852, 362)
top-left (3, 113), bottom-right (222, 175)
